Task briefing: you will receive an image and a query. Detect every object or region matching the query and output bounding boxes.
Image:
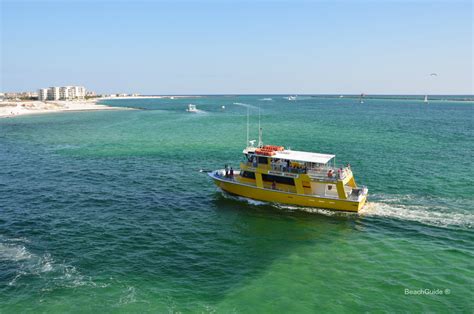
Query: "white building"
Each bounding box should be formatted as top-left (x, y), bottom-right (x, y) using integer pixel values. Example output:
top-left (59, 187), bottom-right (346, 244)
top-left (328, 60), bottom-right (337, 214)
top-left (38, 86), bottom-right (86, 101)
top-left (38, 88), bottom-right (48, 101)
top-left (47, 87), bottom-right (60, 100)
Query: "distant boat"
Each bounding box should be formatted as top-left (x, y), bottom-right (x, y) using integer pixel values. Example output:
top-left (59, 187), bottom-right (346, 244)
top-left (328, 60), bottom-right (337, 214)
top-left (339, 95), bottom-right (344, 98)
top-left (286, 95), bottom-right (297, 101)
top-left (186, 104), bottom-right (198, 112)
top-left (424, 95), bottom-right (428, 103)
top-left (170, 96), bottom-right (175, 100)
top-left (359, 93), bottom-right (365, 104)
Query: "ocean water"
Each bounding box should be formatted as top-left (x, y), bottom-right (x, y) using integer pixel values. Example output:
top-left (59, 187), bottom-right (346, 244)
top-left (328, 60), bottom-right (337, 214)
top-left (0, 96), bottom-right (472, 312)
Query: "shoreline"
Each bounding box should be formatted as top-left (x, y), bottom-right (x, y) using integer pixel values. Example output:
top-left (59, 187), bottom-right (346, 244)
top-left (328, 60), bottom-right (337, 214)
top-left (0, 95), bottom-right (203, 119)
top-left (0, 99), bottom-right (131, 119)
top-left (100, 95), bottom-right (202, 100)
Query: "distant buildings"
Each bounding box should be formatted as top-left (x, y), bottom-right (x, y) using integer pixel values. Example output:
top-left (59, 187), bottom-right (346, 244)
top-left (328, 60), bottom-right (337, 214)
top-left (3, 91), bottom-right (38, 100)
top-left (38, 89), bottom-right (48, 101)
top-left (38, 86), bottom-right (86, 101)
top-left (1, 87), bottom-right (141, 101)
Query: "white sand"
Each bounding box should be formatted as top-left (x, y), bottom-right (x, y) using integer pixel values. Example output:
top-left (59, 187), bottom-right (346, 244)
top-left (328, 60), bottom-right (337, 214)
top-left (100, 95), bottom-right (202, 100)
top-left (0, 99), bottom-right (127, 118)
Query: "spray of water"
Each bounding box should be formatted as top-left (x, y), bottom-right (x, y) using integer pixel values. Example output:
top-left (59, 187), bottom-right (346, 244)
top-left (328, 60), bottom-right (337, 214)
top-left (219, 192), bottom-right (472, 229)
top-left (233, 102), bottom-right (259, 109)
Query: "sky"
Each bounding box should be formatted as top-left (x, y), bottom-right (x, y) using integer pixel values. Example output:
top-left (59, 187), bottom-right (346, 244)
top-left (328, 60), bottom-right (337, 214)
top-left (1, 0), bottom-right (473, 94)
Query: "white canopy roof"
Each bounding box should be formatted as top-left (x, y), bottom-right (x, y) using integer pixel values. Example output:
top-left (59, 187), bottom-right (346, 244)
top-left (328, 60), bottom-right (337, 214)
top-left (244, 147), bottom-right (335, 164)
top-left (272, 150), bottom-right (335, 164)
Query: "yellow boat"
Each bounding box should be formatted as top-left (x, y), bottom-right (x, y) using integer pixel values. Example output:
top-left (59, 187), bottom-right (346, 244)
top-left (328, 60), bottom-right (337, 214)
top-left (208, 143), bottom-right (368, 212)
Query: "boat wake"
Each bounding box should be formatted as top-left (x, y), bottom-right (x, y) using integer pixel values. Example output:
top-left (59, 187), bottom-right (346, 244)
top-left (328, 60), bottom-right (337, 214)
top-left (0, 237), bottom-right (107, 289)
top-left (0, 242), bottom-right (34, 262)
top-left (235, 196), bottom-right (268, 206)
top-left (221, 193), bottom-right (268, 206)
top-left (220, 192), bottom-right (472, 229)
top-left (221, 193), bottom-right (353, 217)
top-left (359, 196), bottom-right (473, 229)
top-left (232, 102), bottom-right (259, 109)
top-left (276, 204), bottom-right (356, 218)
top-left (258, 98), bottom-right (273, 101)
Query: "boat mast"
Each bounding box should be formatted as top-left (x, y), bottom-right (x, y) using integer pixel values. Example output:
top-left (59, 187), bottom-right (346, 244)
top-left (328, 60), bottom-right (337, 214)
top-left (258, 106), bottom-right (263, 147)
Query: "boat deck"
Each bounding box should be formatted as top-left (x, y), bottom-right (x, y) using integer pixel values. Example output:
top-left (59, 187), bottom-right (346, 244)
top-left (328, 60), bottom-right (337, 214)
top-left (211, 170), bottom-right (365, 202)
top-left (242, 162), bottom-right (352, 181)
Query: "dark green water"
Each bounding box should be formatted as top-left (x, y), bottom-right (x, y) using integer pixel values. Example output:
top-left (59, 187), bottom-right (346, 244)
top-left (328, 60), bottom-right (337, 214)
top-left (0, 96), bottom-right (473, 312)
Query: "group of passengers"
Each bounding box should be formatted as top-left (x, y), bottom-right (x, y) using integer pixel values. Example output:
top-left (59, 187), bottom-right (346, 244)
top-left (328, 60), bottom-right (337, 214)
top-left (271, 159), bottom-right (307, 174)
top-left (224, 164), bottom-right (234, 179)
top-left (245, 154), bottom-right (309, 174)
top-left (327, 164), bottom-right (351, 179)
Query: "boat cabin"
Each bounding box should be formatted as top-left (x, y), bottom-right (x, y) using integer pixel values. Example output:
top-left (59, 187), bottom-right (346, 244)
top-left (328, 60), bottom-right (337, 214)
top-left (237, 145), bottom-right (360, 200)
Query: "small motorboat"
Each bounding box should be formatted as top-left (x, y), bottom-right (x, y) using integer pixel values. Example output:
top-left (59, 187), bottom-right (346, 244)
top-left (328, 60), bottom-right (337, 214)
top-left (186, 104), bottom-right (198, 112)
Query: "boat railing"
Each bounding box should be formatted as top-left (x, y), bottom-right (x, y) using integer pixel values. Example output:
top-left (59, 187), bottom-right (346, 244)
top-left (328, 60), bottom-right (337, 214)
top-left (242, 162), bottom-right (352, 180)
top-left (270, 163), bottom-right (352, 180)
top-left (307, 167), bottom-right (351, 180)
top-left (270, 163), bottom-right (307, 174)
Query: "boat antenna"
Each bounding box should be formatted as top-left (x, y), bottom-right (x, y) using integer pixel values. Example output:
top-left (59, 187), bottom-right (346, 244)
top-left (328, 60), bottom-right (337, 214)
top-left (258, 106), bottom-right (263, 147)
top-left (246, 107), bottom-right (250, 146)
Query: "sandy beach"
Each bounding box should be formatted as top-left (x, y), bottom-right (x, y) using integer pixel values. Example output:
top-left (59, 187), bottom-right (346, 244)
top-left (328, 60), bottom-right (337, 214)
top-left (100, 95), bottom-right (202, 100)
top-left (0, 99), bottom-right (127, 118)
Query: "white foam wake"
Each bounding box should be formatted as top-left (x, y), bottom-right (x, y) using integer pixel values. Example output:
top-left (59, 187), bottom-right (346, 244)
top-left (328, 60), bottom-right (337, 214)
top-left (0, 238), bottom-right (107, 288)
top-left (220, 192), bottom-right (472, 229)
top-left (276, 204), bottom-right (359, 218)
top-left (0, 241), bottom-right (54, 286)
top-left (359, 201), bottom-right (473, 229)
top-left (232, 102), bottom-right (258, 109)
top-left (0, 242), bottom-right (32, 261)
top-left (221, 193), bottom-right (268, 206)
top-left (222, 193), bottom-right (354, 217)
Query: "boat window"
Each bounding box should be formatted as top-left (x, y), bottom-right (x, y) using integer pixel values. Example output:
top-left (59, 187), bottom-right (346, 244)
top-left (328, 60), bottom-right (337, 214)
top-left (241, 171), bottom-right (256, 179)
top-left (258, 156), bottom-right (268, 164)
top-left (262, 174), bottom-right (295, 186)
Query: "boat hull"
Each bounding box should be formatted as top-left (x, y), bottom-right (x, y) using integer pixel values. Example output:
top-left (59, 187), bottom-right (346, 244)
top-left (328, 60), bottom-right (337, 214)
top-left (209, 173), bottom-right (366, 212)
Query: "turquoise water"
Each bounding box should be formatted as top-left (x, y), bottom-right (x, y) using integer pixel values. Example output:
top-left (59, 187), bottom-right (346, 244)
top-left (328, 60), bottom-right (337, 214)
top-left (0, 96), bottom-right (472, 312)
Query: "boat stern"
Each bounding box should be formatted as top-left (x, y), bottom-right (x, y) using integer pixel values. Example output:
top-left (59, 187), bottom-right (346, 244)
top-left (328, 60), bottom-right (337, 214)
top-left (356, 187), bottom-right (369, 211)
